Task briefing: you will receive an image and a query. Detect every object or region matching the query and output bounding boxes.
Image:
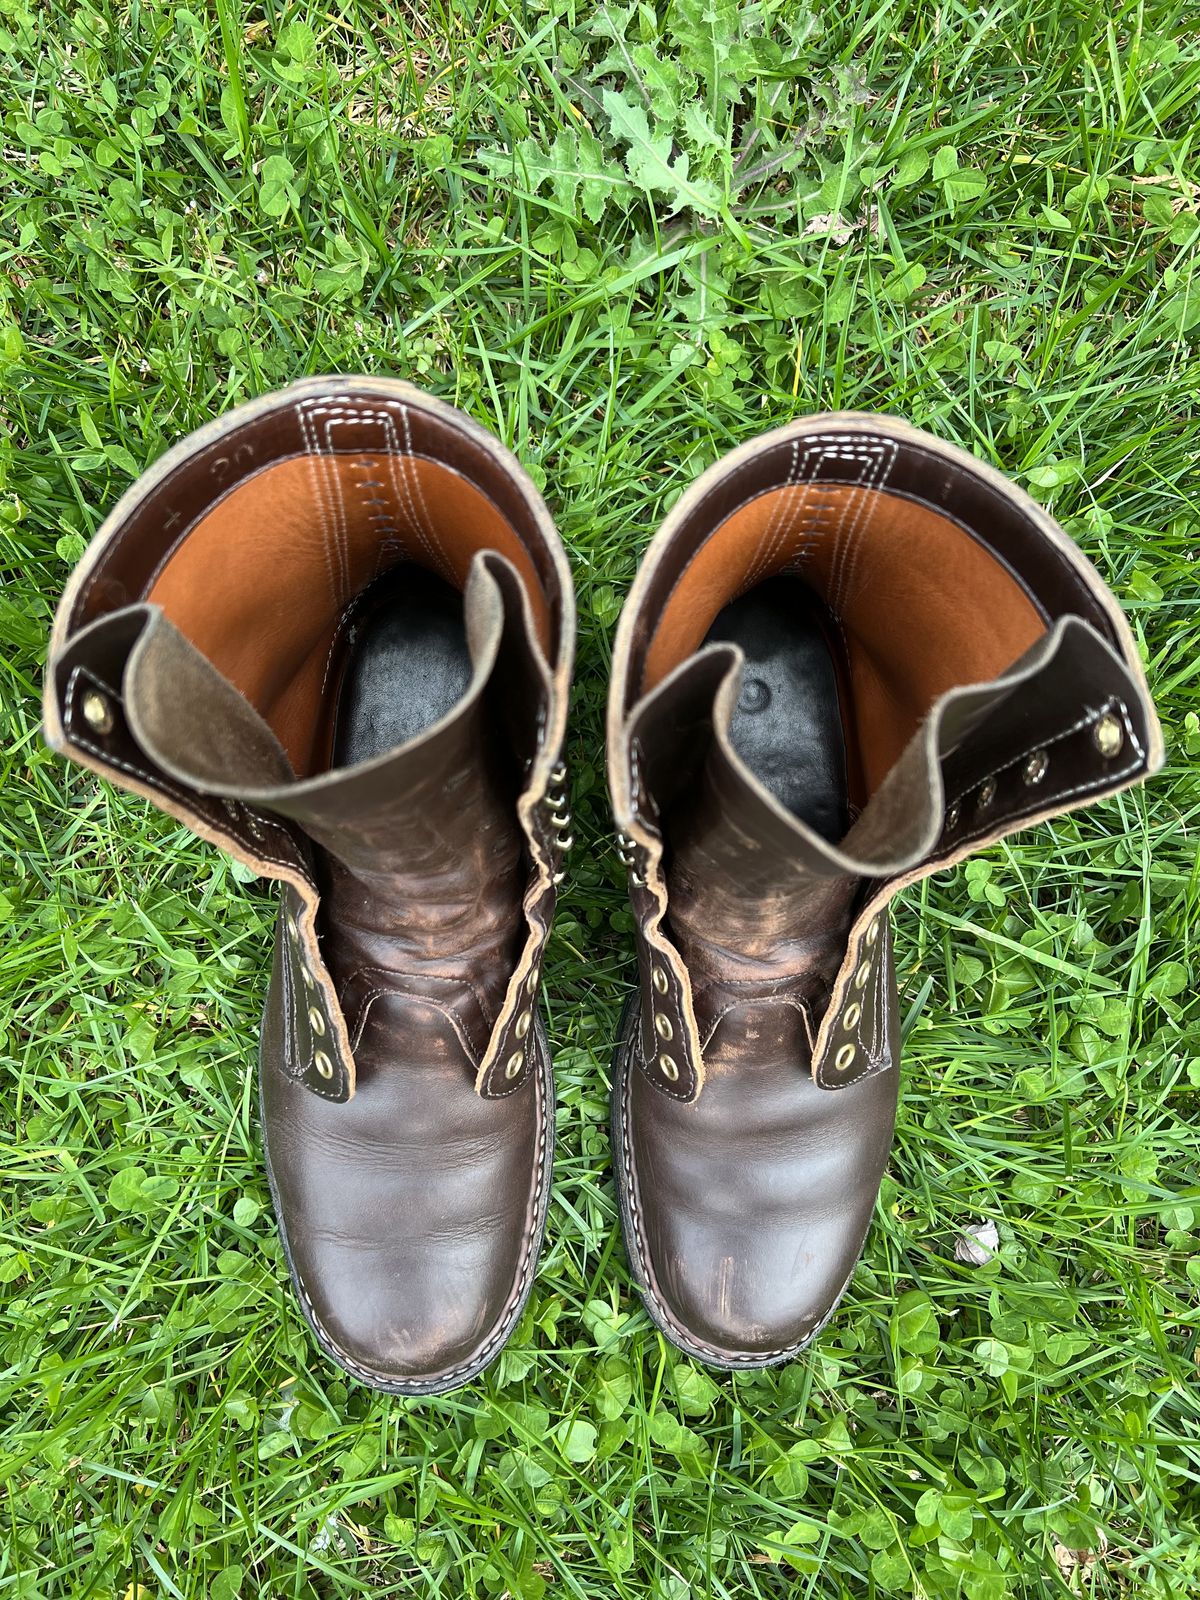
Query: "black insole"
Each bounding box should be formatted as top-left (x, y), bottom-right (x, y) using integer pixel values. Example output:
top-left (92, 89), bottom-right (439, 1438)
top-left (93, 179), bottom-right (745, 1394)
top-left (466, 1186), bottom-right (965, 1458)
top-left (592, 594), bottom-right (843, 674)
top-left (704, 577), bottom-right (849, 843)
top-left (332, 565), bottom-right (472, 767)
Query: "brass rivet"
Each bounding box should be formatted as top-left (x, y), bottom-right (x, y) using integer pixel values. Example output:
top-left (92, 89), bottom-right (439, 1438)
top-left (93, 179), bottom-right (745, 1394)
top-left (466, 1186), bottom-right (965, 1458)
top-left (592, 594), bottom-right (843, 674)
top-left (82, 688), bottom-right (114, 734)
top-left (652, 966), bottom-right (669, 995)
top-left (1094, 713), bottom-right (1123, 759)
top-left (658, 1053), bottom-right (679, 1082)
top-left (866, 919), bottom-right (879, 947)
top-left (1023, 749), bottom-right (1048, 786)
top-left (946, 801), bottom-right (960, 830)
top-left (835, 1042), bottom-right (857, 1073)
top-left (526, 969), bottom-right (539, 994)
top-left (515, 1010), bottom-right (531, 1039)
top-left (843, 1001), bottom-right (862, 1030)
top-left (300, 965), bottom-right (315, 990)
top-left (654, 1012), bottom-right (673, 1041)
top-left (977, 777), bottom-right (997, 809)
top-left (855, 961), bottom-right (872, 991)
top-left (314, 1050), bottom-right (333, 1080)
top-left (505, 1049), bottom-right (524, 1079)
top-left (308, 1006), bottom-right (326, 1037)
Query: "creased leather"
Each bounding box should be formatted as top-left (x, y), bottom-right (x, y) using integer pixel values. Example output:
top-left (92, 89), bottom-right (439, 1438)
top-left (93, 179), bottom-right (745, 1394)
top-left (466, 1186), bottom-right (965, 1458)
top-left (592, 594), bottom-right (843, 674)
top-left (607, 412), bottom-right (1162, 1367)
top-left (44, 378), bottom-right (575, 1393)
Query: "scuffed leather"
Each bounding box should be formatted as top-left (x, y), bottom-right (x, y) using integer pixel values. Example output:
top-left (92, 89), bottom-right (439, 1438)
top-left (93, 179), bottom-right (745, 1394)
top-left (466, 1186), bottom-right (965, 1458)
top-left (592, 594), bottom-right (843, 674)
top-left (614, 990), bottom-right (898, 1363)
top-left (44, 379), bottom-right (575, 1393)
top-left (261, 924), bottom-right (553, 1390)
top-left (607, 413), bottom-right (1163, 1368)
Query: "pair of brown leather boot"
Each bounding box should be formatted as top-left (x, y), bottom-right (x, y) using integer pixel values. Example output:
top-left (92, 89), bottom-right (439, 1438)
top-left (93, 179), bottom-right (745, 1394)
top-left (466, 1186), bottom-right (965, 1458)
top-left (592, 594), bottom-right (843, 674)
top-left (45, 378), bottom-right (1161, 1393)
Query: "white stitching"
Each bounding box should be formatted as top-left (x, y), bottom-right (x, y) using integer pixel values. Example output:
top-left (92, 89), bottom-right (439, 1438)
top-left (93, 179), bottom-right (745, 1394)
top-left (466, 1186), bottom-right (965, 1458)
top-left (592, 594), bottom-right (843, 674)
top-left (943, 699), bottom-right (1143, 856)
top-left (64, 673), bottom-right (299, 877)
top-left (296, 402), bottom-right (346, 608)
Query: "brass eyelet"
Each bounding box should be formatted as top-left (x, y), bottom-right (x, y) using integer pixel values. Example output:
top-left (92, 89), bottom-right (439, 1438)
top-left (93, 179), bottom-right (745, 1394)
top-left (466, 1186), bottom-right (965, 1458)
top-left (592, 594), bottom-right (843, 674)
top-left (314, 1050), bottom-right (334, 1080)
top-left (652, 965), bottom-right (669, 995)
top-left (834, 1042), bottom-right (857, 1073)
top-left (843, 1001), bottom-right (862, 1030)
top-left (515, 1010), bottom-right (531, 1039)
top-left (866, 919), bottom-right (879, 947)
top-left (300, 965), bottom-right (315, 989)
top-left (1094, 713), bottom-right (1123, 758)
top-left (81, 688), bottom-right (114, 734)
top-left (658, 1053), bottom-right (679, 1082)
top-left (855, 960), bottom-right (872, 990)
top-left (945, 801), bottom-right (961, 831)
top-left (1023, 749), bottom-right (1048, 785)
top-left (308, 1006), bottom-right (326, 1037)
top-left (654, 1012), bottom-right (673, 1041)
top-left (526, 969), bottom-right (539, 994)
top-left (977, 777), bottom-right (997, 810)
top-left (505, 1049), bottom-right (524, 1080)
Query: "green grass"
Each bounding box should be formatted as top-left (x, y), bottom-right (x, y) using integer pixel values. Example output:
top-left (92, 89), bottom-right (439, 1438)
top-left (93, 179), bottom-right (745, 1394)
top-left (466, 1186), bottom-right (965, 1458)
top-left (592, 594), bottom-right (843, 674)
top-left (2, 0), bottom-right (1199, 1595)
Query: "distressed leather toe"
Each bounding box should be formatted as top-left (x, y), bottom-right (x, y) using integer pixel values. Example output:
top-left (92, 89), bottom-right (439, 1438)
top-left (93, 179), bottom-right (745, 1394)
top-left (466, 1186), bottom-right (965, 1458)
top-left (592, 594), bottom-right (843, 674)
top-left (615, 996), bottom-right (898, 1364)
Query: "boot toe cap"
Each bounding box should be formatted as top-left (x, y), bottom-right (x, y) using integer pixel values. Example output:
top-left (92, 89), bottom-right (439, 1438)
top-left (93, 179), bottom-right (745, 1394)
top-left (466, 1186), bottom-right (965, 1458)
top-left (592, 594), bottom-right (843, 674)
top-left (285, 1230), bottom-right (526, 1390)
top-left (261, 1001), bottom-right (552, 1393)
top-left (635, 1211), bottom-right (865, 1362)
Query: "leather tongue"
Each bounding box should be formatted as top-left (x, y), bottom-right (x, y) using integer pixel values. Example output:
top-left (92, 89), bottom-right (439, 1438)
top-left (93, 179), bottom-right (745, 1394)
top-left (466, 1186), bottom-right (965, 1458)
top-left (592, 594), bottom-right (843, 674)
top-left (124, 554), bottom-right (516, 802)
top-left (124, 607), bottom-right (295, 793)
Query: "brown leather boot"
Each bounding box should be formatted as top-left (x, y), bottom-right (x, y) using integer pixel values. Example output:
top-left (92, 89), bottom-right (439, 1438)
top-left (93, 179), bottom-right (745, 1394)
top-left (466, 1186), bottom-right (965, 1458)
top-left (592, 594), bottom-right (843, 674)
top-left (44, 378), bottom-right (575, 1393)
top-left (607, 414), bottom-right (1162, 1368)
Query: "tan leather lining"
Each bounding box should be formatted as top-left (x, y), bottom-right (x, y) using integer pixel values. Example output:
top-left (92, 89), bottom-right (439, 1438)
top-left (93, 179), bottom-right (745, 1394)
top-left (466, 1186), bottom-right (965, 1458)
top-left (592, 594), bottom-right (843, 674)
top-left (148, 455), bottom-right (549, 774)
top-left (641, 485), bottom-right (1047, 792)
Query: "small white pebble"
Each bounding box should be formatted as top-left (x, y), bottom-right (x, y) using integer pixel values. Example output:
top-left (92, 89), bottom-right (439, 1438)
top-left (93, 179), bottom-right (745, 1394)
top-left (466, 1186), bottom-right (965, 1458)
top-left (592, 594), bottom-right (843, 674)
top-left (955, 1219), bottom-right (999, 1265)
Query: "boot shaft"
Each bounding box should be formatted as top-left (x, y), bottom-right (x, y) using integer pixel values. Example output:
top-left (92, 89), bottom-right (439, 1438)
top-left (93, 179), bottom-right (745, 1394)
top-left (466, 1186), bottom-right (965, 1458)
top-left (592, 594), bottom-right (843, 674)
top-left (608, 414), bottom-right (1162, 1098)
top-left (45, 378), bottom-right (576, 1103)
